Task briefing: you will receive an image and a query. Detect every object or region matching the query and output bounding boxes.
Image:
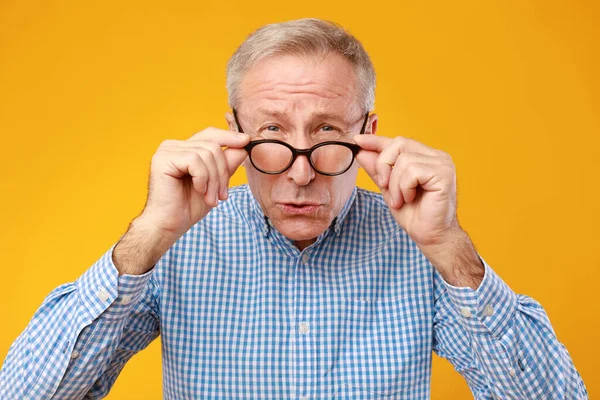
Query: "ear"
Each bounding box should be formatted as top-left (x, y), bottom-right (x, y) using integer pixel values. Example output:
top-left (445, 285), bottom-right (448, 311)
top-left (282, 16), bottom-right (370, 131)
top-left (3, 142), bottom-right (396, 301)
top-left (366, 113), bottom-right (378, 135)
top-left (225, 112), bottom-right (237, 132)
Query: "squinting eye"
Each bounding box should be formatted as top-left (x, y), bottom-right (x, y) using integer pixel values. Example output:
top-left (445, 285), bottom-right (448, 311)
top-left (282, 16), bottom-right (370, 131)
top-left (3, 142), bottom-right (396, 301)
top-left (266, 126), bottom-right (280, 132)
top-left (321, 126), bottom-right (335, 132)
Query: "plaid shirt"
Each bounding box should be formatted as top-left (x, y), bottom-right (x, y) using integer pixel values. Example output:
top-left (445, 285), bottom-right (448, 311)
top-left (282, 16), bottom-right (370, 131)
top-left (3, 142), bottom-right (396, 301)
top-left (0, 185), bottom-right (587, 399)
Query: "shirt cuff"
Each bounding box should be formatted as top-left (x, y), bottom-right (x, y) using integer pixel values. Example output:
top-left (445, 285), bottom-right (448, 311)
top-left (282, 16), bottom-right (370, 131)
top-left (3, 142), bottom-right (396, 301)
top-left (76, 244), bottom-right (154, 321)
top-left (442, 258), bottom-right (517, 338)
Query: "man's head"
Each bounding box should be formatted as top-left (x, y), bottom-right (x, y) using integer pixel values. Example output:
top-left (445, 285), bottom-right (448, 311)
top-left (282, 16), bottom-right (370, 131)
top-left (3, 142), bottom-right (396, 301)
top-left (225, 18), bottom-right (378, 249)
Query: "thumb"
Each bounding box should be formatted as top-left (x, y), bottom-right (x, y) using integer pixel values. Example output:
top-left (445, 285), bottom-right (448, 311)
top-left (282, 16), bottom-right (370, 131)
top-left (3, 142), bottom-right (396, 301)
top-left (356, 149), bottom-right (400, 209)
top-left (224, 148), bottom-right (248, 176)
top-left (355, 149), bottom-right (383, 188)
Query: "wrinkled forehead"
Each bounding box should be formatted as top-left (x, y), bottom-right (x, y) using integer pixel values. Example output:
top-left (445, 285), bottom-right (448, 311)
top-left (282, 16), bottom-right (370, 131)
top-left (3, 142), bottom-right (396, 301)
top-left (236, 53), bottom-right (363, 122)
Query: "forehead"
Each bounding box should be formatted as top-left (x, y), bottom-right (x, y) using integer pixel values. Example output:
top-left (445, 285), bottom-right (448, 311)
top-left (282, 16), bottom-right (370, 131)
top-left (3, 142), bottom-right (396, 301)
top-left (237, 53), bottom-right (361, 118)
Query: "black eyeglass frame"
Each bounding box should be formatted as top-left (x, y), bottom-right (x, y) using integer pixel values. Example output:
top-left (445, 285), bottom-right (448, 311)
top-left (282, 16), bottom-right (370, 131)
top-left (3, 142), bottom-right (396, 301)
top-left (233, 109), bottom-right (369, 176)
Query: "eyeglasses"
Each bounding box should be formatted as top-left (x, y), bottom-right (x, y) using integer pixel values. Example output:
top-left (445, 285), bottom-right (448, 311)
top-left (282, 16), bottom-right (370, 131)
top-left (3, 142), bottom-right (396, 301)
top-left (233, 109), bottom-right (369, 176)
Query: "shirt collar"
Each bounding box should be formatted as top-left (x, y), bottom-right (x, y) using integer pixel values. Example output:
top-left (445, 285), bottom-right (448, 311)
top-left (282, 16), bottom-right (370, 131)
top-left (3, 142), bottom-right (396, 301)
top-left (246, 185), bottom-right (358, 238)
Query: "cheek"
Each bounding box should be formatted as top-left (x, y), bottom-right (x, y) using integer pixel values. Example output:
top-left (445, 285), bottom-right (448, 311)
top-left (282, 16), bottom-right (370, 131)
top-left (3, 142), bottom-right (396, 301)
top-left (246, 168), bottom-right (278, 205)
top-left (330, 169), bottom-right (358, 205)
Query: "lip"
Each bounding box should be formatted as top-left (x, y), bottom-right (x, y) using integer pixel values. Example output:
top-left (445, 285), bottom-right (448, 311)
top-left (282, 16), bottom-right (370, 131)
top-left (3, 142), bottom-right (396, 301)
top-left (276, 202), bottom-right (321, 215)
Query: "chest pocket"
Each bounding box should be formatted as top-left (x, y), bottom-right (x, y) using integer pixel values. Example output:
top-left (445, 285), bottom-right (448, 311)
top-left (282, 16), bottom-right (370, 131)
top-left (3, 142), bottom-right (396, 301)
top-left (341, 296), bottom-right (430, 396)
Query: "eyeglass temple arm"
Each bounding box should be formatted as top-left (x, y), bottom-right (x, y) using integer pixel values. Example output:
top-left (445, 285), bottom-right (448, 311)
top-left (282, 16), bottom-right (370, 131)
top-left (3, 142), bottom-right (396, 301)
top-left (359, 112), bottom-right (369, 135)
top-left (232, 108), bottom-right (244, 133)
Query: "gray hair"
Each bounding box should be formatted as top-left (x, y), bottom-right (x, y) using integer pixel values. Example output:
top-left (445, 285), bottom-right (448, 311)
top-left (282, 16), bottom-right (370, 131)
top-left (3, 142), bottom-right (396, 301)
top-left (226, 18), bottom-right (376, 112)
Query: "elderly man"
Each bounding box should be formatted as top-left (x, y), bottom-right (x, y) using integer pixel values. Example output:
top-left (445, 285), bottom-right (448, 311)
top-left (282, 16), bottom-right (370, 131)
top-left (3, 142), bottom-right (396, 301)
top-left (0, 18), bottom-right (587, 399)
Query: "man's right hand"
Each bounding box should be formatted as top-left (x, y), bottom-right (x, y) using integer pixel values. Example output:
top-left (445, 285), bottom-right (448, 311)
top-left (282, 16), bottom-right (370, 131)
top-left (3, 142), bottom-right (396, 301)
top-left (113, 128), bottom-right (250, 275)
top-left (142, 128), bottom-right (250, 236)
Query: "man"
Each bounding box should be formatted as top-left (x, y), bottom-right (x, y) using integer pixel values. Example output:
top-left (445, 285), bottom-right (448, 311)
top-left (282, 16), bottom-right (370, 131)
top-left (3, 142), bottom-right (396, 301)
top-left (0, 18), bottom-right (587, 399)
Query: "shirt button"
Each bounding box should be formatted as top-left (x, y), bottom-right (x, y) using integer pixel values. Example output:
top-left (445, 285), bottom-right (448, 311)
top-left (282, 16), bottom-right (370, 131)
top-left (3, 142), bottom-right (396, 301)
top-left (71, 350), bottom-right (80, 360)
top-left (460, 307), bottom-right (472, 318)
top-left (299, 322), bottom-right (310, 334)
top-left (509, 368), bottom-right (516, 377)
top-left (483, 304), bottom-right (494, 317)
top-left (97, 289), bottom-right (110, 302)
top-left (301, 254), bottom-right (309, 263)
top-left (120, 295), bottom-right (132, 305)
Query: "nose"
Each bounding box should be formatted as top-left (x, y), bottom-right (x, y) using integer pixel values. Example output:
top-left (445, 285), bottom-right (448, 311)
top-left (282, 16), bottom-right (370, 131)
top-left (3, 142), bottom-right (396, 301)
top-left (286, 153), bottom-right (316, 186)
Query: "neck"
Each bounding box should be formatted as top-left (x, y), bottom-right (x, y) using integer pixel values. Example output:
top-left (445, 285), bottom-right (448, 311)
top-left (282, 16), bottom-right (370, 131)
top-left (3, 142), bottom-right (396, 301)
top-left (294, 238), bottom-right (317, 251)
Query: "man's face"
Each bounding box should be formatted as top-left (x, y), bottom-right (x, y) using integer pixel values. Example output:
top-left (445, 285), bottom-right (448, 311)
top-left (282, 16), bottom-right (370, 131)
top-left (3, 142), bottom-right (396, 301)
top-left (228, 53), bottom-right (376, 249)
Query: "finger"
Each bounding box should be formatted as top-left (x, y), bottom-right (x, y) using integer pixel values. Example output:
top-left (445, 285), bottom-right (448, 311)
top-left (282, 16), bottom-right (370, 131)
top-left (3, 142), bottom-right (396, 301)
top-left (391, 151), bottom-right (447, 208)
top-left (355, 135), bottom-right (395, 188)
top-left (161, 143), bottom-right (229, 201)
top-left (188, 127), bottom-right (251, 148)
top-left (164, 141), bottom-right (247, 200)
top-left (195, 149), bottom-right (220, 207)
top-left (392, 152), bottom-right (447, 202)
top-left (165, 151), bottom-right (209, 195)
top-left (398, 165), bottom-right (424, 205)
top-left (197, 141), bottom-right (230, 201)
top-left (353, 135), bottom-right (393, 186)
top-left (355, 148), bottom-right (383, 188)
top-left (381, 188), bottom-right (395, 209)
top-left (223, 147), bottom-right (249, 176)
top-left (168, 150), bottom-right (219, 206)
top-left (354, 135), bottom-right (438, 188)
top-left (353, 134), bottom-right (438, 156)
top-left (387, 158), bottom-right (406, 209)
top-left (394, 162), bottom-right (438, 208)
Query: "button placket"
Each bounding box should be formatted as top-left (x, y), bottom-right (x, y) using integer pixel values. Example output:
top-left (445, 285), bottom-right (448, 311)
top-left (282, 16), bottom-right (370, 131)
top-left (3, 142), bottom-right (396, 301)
top-left (299, 321), bottom-right (310, 334)
top-left (294, 258), bottom-right (312, 396)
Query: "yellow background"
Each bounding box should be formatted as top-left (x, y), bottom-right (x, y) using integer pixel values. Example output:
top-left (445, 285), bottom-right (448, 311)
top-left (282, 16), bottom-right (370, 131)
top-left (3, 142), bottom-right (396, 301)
top-left (1, 0), bottom-right (598, 398)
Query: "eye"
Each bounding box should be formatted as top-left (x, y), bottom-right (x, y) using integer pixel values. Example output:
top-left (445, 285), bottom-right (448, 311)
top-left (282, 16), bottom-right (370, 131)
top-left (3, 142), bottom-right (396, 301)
top-left (318, 125), bottom-right (341, 134)
top-left (266, 125), bottom-right (280, 132)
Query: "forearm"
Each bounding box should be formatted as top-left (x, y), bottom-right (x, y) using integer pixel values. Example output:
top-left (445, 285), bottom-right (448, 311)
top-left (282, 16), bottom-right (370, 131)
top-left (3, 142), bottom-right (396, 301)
top-left (113, 215), bottom-right (180, 276)
top-left (0, 285), bottom-right (84, 399)
top-left (419, 228), bottom-right (485, 290)
top-left (434, 263), bottom-right (588, 399)
top-left (506, 297), bottom-right (588, 399)
top-left (0, 246), bottom-right (158, 399)
top-left (0, 288), bottom-right (117, 399)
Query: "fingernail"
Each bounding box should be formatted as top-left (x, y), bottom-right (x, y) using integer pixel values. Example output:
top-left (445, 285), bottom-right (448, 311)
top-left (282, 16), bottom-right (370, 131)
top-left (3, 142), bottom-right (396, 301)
top-left (220, 187), bottom-right (227, 199)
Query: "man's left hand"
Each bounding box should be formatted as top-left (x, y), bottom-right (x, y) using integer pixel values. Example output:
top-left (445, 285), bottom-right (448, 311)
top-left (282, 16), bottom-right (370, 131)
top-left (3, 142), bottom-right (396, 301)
top-left (353, 134), bottom-right (484, 289)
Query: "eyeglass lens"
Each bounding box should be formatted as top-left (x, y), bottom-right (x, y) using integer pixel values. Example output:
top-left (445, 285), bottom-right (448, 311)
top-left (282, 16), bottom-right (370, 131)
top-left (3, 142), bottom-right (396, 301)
top-left (250, 142), bottom-right (355, 174)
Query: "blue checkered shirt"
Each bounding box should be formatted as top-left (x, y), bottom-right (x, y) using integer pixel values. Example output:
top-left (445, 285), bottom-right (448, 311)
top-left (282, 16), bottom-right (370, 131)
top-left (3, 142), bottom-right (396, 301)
top-left (0, 185), bottom-right (588, 399)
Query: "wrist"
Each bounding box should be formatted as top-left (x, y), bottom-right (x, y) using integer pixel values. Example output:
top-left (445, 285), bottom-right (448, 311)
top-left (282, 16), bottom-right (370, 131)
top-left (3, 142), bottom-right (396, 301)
top-left (418, 228), bottom-right (484, 289)
top-left (113, 216), bottom-right (179, 276)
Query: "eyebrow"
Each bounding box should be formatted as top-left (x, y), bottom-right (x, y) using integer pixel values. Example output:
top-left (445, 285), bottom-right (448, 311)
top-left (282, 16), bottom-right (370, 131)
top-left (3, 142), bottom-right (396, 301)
top-left (254, 109), bottom-right (351, 126)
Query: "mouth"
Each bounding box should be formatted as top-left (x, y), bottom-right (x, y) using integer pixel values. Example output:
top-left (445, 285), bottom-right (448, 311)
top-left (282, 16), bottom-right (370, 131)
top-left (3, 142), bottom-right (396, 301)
top-left (277, 202), bottom-right (321, 215)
